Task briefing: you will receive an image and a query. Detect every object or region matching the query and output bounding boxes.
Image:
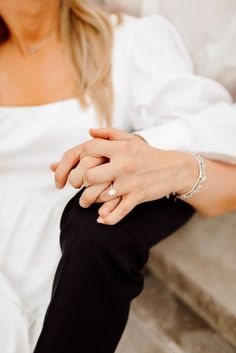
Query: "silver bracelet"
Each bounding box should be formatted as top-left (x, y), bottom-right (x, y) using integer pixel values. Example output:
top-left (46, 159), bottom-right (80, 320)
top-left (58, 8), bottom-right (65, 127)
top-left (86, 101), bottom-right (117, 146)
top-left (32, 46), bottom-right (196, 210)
top-left (176, 152), bottom-right (207, 200)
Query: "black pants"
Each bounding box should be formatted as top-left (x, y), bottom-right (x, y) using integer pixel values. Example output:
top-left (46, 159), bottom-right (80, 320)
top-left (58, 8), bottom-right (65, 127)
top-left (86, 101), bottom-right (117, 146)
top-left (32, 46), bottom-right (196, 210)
top-left (34, 190), bottom-right (194, 353)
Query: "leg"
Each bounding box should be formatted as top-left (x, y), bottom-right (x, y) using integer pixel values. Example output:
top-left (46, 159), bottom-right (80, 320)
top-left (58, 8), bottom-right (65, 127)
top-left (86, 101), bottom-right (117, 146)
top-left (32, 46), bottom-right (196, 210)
top-left (34, 190), bottom-right (194, 353)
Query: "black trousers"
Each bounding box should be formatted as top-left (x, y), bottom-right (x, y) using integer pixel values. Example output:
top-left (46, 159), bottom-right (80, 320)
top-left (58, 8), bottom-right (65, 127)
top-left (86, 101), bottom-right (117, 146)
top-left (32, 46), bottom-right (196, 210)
top-left (34, 190), bottom-right (194, 353)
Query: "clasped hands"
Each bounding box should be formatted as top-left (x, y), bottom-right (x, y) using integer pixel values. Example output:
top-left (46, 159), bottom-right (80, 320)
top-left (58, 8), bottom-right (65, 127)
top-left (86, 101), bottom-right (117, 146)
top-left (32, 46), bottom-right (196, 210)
top-left (51, 128), bottom-right (197, 225)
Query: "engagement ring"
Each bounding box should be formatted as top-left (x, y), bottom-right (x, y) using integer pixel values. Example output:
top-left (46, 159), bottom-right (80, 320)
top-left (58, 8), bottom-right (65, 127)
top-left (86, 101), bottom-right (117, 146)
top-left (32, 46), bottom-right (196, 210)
top-left (108, 183), bottom-right (117, 199)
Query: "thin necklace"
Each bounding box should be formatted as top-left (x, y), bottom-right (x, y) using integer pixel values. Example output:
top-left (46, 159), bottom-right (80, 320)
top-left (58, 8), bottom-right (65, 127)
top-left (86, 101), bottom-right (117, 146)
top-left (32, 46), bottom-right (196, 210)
top-left (12, 31), bottom-right (56, 55)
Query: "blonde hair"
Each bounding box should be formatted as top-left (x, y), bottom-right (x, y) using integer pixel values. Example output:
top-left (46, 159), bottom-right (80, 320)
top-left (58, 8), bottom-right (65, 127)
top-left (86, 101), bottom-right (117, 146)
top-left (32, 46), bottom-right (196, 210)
top-left (61, 0), bottom-right (115, 124)
top-left (0, 0), bottom-right (115, 124)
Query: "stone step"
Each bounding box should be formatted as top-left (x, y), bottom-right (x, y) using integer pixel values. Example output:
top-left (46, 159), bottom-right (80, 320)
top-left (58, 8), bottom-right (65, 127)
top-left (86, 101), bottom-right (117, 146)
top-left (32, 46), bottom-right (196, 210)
top-left (116, 272), bottom-right (236, 353)
top-left (148, 211), bottom-right (236, 347)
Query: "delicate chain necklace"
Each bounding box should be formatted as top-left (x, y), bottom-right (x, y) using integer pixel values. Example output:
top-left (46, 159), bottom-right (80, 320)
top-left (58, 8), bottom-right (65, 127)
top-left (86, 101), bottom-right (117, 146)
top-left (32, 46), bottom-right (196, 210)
top-left (13, 32), bottom-right (56, 54)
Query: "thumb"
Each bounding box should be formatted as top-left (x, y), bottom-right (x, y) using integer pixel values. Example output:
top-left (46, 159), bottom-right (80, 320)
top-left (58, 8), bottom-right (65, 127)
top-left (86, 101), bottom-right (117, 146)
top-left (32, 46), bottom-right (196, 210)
top-left (89, 127), bottom-right (136, 141)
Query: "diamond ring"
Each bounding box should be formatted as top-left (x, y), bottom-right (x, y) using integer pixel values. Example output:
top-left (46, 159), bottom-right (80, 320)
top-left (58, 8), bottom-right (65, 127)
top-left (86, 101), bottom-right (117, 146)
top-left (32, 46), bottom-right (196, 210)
top-left (108, 183), bottom-right (117, 199)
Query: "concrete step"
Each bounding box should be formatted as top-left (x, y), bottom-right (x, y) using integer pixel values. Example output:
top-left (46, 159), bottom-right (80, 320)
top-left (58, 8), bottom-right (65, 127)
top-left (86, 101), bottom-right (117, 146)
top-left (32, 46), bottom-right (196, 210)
top-left (116, 272), bottom-right (236, 353)
top-left (148, 211), bottom-right (236, 347)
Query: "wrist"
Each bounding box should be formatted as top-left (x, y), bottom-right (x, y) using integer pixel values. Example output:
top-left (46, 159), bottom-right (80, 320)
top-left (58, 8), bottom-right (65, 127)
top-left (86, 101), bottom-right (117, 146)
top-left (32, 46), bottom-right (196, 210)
top-left (175, 151), bottom-right (200, 195)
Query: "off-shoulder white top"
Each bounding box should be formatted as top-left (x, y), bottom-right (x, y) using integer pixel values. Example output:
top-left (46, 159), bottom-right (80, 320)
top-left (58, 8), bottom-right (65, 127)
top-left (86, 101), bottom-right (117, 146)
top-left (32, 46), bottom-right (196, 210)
top-left (0, 15), bottom-right (235, 353)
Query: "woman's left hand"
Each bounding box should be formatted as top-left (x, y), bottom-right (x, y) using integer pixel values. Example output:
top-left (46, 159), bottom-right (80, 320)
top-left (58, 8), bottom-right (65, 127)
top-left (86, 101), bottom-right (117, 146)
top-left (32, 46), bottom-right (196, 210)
top-left (52, 128), bottom-right (198, 225)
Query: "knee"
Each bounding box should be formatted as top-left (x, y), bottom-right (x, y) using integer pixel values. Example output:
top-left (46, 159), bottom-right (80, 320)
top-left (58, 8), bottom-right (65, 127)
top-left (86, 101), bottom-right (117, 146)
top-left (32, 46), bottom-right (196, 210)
top-left (60, 198), bottom-right (148, 274)
top-left (60, 197), bottom-right (120, 253)
top-left (59, 190), bottom-right (100, 250)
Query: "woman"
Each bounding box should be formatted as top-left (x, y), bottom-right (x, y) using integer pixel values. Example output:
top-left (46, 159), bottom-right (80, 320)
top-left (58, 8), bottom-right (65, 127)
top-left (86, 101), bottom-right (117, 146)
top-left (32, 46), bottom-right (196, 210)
top-left (0, 0), bottom-right (235, 352)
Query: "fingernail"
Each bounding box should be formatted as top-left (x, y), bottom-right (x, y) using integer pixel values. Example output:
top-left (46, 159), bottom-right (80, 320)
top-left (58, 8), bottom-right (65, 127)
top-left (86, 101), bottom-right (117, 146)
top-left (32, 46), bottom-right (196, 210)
top-left (79, 201), bottom-right (88, 209)
top-left (56, 182), bottom-right (62, 189)
top-left (97, 217), bottom-right (104, 224)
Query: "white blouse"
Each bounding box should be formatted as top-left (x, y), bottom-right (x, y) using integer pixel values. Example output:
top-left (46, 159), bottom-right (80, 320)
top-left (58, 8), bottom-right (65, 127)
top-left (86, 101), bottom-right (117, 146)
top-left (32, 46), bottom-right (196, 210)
top-left (106, 0), bottom-right (236, 99)
top-left (141, 0), bottom-right (236, 100)
top-left (112, 15), bottom-right (236, 164)
top-left (0, 15), bottom-right (235, 353)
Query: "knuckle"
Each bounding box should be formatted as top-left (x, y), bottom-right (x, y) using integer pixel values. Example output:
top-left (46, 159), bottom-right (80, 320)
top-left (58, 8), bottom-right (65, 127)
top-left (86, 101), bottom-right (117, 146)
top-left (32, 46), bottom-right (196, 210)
top-left (81, 194), bottom-right (92, 206)
top-left (84, 156), bottom-right (98, 169)
top-left (85, 188), bottom-right (97, 203)
top-left (83, 140), bottom-right (93, 154)
top-left (67, 174), bottom-right (74, 185)
top-left (68, 174), bottom-right (79, 188)
top-left (84, 170), bottom-right (93, 185)
top-left (122, 161), bottom-right (136, 174)
top-left (63, 150), bottom-right (74, 164)
top-left (99, 193), bottom-right (107, 202)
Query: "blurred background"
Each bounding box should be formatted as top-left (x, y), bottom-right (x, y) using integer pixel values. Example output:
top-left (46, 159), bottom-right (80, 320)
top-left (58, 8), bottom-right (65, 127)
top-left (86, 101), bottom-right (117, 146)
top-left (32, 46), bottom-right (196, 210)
top-left (100, 1), bottom-right (236, 352)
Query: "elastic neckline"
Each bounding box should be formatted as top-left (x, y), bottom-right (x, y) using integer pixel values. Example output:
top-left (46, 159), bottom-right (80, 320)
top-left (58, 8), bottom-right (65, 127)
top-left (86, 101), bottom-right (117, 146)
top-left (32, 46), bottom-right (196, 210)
top-left (0, 98), bottom-right (79, 111)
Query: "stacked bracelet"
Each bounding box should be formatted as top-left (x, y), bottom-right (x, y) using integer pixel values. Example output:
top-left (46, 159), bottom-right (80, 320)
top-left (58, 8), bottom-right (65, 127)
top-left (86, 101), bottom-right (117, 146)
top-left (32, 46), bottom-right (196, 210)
top-left (167, 152), bottom-right (207, 201)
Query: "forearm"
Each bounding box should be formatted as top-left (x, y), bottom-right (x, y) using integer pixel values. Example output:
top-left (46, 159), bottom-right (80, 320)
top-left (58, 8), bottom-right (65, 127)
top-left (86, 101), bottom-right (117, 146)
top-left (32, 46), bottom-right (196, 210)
top-left (183, 159), bottom-right (236, 216)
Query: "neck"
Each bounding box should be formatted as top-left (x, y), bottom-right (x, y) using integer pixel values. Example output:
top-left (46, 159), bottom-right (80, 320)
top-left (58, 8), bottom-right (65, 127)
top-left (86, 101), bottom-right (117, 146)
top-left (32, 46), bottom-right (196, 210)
top-left (0, 0), bottom-right (60, 47)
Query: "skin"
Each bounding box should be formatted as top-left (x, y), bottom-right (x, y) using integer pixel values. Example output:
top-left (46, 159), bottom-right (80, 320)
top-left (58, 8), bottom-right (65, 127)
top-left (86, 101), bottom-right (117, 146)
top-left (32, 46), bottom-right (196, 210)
top-left (52, 127), bottom-right (236, 225)
top-left (0, 0), bottom-right (77, 106)
top-left (1, 1), bottom-right (236, 225)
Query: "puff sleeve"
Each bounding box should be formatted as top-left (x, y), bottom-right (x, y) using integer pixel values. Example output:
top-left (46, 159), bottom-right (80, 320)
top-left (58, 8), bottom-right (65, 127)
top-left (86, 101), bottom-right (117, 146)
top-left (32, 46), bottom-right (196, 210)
top-left (128, 16), bottom-right (236, 164)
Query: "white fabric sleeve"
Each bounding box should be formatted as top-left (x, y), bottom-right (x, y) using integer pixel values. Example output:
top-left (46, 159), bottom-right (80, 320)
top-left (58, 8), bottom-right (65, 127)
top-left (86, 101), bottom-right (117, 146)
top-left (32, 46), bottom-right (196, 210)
top-left (128, 16), bottom-right (236, 164)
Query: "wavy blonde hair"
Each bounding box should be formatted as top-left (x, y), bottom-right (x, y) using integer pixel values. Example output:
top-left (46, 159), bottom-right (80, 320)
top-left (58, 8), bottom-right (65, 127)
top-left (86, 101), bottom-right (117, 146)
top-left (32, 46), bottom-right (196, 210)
top-left (0, 0), bottom-right (115, 124)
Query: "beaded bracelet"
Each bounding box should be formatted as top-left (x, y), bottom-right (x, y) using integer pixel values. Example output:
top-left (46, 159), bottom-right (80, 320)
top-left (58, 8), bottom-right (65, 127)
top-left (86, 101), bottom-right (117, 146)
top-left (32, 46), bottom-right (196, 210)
top-left (167, 152), bottom-right (207, 201)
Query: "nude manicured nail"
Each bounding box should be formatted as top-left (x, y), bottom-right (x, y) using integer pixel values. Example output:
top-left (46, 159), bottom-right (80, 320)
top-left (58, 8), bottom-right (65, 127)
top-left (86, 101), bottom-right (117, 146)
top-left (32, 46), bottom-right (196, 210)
top-left (97, 217), bottom-right (104, 224)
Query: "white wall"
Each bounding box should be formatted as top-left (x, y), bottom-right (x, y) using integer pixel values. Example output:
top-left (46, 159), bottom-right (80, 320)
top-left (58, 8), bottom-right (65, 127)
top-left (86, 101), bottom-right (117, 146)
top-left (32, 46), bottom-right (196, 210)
top-left (104, 0), bottom-right (236, 100)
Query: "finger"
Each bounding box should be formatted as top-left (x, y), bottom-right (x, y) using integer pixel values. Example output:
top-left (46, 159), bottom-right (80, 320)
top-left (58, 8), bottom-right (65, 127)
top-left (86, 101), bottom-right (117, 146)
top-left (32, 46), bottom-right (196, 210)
top-left (79, 182), bottom-right (110, 208)
top-left (83, 139), bottom-right (119, 158)
top-left (89, 128), bottom-right (137, 141)
top-left (50, 162), bottom-right (59, 172)
top-left (97, 177), bottom-right (134, 202)
top-left (97, 198), bottom-right (121, 217)
top-left (95, 185), bottom-right (121, 203)
top-left (68, 156), bottom-right (105, 189)
top-left (95, 183), bottom-right (121, 202)
top-left (55, 145), bottom-right (82, 189)
top-left (84, 162), bottom-right (116, 185)
top-left (97, 194), bottom-right (138, 225)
